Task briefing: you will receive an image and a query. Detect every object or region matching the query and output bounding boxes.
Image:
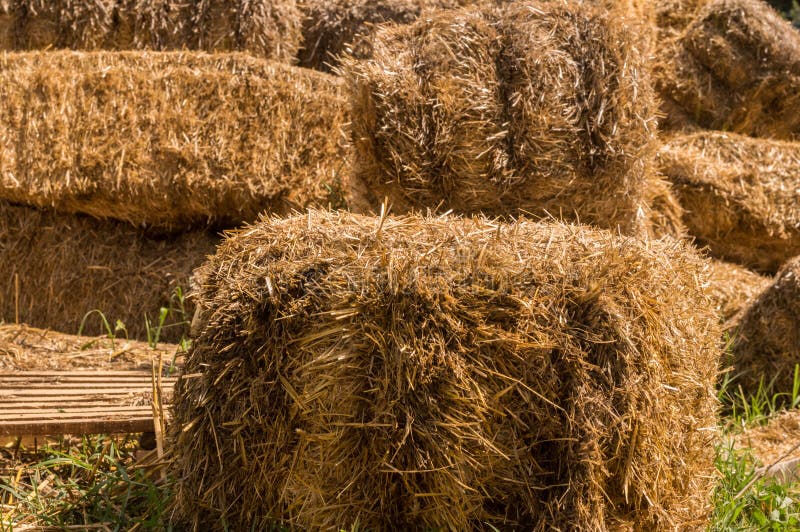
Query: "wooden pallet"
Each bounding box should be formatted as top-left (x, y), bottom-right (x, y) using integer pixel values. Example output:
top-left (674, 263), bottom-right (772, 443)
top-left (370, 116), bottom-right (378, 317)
top-left (0, 370), bottom-right (177, 436)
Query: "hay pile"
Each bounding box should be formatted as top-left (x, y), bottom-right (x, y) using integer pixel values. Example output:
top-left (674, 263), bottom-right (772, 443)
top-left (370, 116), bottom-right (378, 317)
top-left (728, 256), bottom-right (800, 395)
top-left (0, 323), bottom-right (182, 371)
top-left (655, 0), bottom-right (800, 139)
top-left (170, 210), bottom-right (721, 530)
top-left (343, 1), bottom-right (658, 234)
top-left (658, 131), bottom-right (800, 273)
top-left (0, 201), bottom-right (218, 342)
top-left (0, 51), bottom-right (348, 232)
top-left (734, 409), bottom-right (800, 469)
top-left (706, 259), bottom-right (771, 322)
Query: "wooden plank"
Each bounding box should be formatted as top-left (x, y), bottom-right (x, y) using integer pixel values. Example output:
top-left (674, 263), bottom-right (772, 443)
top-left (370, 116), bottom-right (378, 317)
top-left (0, 417), bottom-right (158, 436)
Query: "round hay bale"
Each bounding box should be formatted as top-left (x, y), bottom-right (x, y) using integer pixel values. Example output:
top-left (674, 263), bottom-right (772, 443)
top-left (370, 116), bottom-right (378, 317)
top-left (706, 259), bottom-right (771, 322)
top-left (728, 256), bottom-right (800, 396)
top-left (343, 1), bottom-right (658, 234)
top-left (0, 0), bottom-right (18, 50)
top-left (657, 131), bottom-right (800, 273)
top-left (0, 51), bottom-right (349, 233)
top-left (0, 201), bottom-right (218, 342)
top-left (655, 0), bottom-right (800, 140)
top-left (191, 0), bottom-right (302, 62)
top-left (169, 210), bottom-right (721, 530)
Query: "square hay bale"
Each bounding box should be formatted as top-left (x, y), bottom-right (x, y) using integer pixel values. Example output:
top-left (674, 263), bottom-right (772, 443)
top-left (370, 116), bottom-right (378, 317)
top-left (657, 131), bottom-right (800, 273)
top-left (61, 0), bottom-right (116, 49)
top-left (342, 1), bottom-right (658, 234)
top-left (18, 0), bottom-right (61, 48)
top-left (0, 201), bottom-right (219, 342)
top-left (191, 0), bottom-right (302, 62)
top-left (297, 0), bottom-right (470, 72)
top-left (0, 323), bottom-right (181, 371)
top-left (0, 51), bottom-right (349, 233)
top-left (169, 210), bottom-right (722, 530)
top-left (728, 256), bottom-right (800, 396)
top-left (706, 259), bottom-right (771, 322)
top-left (113, 0), bottom-right (193, 50)
top-left (655, 0), bottom-right (800, 139)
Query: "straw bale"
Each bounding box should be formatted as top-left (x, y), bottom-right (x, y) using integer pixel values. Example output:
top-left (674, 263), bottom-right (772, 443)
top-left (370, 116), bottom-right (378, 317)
top-left (343, 1), bottom-right (658, 234)
top-left (191, 0), bottom-right (302, 62)
top-left (728, 256), bottom-right (800, 396)
top-left (0, 201), bottom-right (219, 342)
top-left (654, 0), bottom-right (709, 40)
top-left (61, 0), bottom-right (116, 49)
top-left (113, 0), bottom-right (193, 50)
top-left (0, 51), bottom-right (348, 232)
top-left (657, 131), bottom-right (800, 273)
top-left (655, 0), bottom-right (800, 139)
top-left (170, 210), bottom-right (721, 530)
top-left (706, 259), bottom-right (771, 322)
top-left (643, 175), bottom-right (686, 240)
top-left (18, 0), bottom-right (61, 49)
top-left (0, 323), bottom-right (182, 371)
top-left (298, 0), bottom-right (471, 72)
top-left (0, 0), bottom-right (18, 49)
top-left (734, 409), bottom-right (800, 468)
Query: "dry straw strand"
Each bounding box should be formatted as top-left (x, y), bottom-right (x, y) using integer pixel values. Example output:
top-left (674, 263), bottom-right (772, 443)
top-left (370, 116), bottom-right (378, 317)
top-left (0, 201), bottom-right (218, 342)
top-left (343, 1), bottom-right (658, 233)
top-left (658, 131), bottom-right (800, 273)
top-left (0, 51), bottom-right (349, 232)
top-left (169, 210), bottom-right (721, 530)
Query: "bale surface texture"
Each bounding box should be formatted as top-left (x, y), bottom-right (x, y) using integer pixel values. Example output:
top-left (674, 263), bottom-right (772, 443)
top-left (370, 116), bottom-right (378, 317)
top-left (706, 259), bottom-right (771, 322)
top-left (658, 132), bottom-right (800, 273)
top-left (2, 0), bottom-right (302, 60)
top-left (170, 210), bottom-right (721, 530)
top-left (0, 201), bottom-right (218, 342)
top-left (0, 51), bottom-right (348, 232)
top-left (343, 1), bottom-right (658, 233)
top-left (728, 256), bottom-right (800, 396)
top-left (655, 0), bottom-right (800, 139)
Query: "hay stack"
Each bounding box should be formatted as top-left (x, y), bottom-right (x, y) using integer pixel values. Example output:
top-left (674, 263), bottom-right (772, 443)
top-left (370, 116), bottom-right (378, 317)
top-left (0, 323), bottom-right (182, 371)
top-left (0, 51), bottom-right (348, 232)
top-left (658, 132), bottom-right (800, 273)
top-left (170, 210), bottom-right (721, 530)
top-left (343, 1), bottom-right (658, 234)
top-left (728, 256), bottom-right (800, 395)
top-left (706, 260), bottom-right (771, 322)
top-left (655, 0), bottom-right (800, 139)
top-left (0, 201), bottom-right (218, 342)
top-left (192, 0), bottom-right (302, 62)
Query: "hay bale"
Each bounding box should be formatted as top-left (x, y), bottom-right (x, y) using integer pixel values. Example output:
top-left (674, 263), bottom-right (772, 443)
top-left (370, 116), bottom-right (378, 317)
top-left (343, 1), bottom-right (658, 234)
top-left (654, 0), bottom-right (709, 40)
top-left (657, 131), bottom-right (800, 273)
top-left (655, 0), bottom-right (800, 139)
top-left (0, 51), bottom-right (348, 232)
top-left (191, 0), bottom-right (302, 62)
top-left (0, 0), bottom-right (18, 49)
top-left (728, 256), bottom-right (800, 395)
top-left (169, 210), bottom-right (721, 530)
top-left (643, 175), bottom-right (686, 240)
top-left (0, 201), bottom-right (219, 342)
top-left (113, 0), bottom-right (193, 50)
top-left (298, 0), bottom-right (471, 72)
top-left (706, 259), bottom-right (771, 322)
top-left (19, 0), bottom-right (61, 48)
top-left (61, 0), bottom-right (116, 49)
top-left (0, 323), bottom-right (182, 371)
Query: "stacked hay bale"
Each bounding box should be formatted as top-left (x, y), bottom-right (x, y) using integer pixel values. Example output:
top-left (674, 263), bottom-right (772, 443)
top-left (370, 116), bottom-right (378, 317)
top-left (170, 210), bottom-right (722, 530)
top-left (706, 259), bottom-right (771, 322)
top-left (0, 52), bottom-right (349, 339)
top-left (0, 51), bottom-right (348, 232)
top-left (343, 1), bottom-right (658, 234)
top-left (0, 0), bottom-right (17, 49)
top-left (3, 0), bottom-right (303, 61)
top-left (728, 256), bottom-right (800, 395)
top-left (657, 131), bottom-right (800, 273)
top-left (655, 0), bottom-right (800, 139)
